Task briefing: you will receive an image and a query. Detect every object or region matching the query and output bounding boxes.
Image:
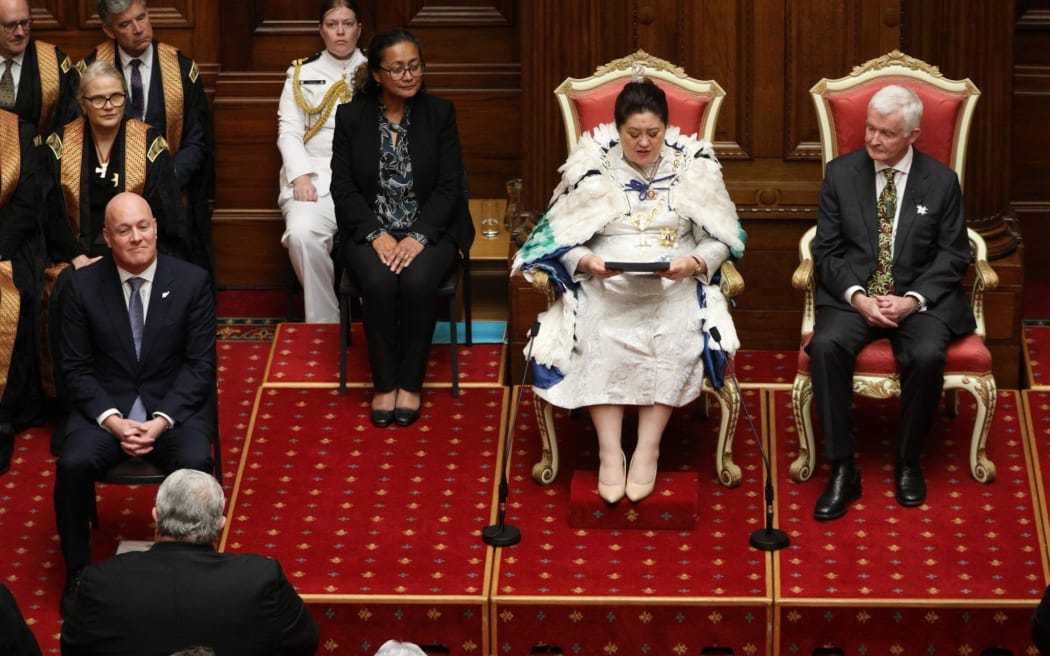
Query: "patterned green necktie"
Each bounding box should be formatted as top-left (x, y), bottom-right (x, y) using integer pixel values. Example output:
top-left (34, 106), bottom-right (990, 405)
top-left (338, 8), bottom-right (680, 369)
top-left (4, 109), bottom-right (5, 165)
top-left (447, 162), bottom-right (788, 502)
top-left (0, 60), bottom-right (14, 109)
top-left (867, 168), bottom-right (897, 296)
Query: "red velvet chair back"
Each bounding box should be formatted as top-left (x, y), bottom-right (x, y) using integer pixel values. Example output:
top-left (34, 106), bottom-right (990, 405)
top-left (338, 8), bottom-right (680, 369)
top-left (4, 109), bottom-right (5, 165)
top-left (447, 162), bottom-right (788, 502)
top-left (810, 50), bottom-right (980, 188)
top-left (554, 50), bottom-right (725, 152)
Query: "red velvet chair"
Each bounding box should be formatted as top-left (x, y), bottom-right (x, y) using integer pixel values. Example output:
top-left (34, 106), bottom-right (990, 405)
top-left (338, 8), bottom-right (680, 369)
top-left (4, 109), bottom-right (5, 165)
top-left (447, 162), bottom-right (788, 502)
top-left (530, 50), bottom-right (747, 488)
top-left (790, 50), bottom-right (998, 484)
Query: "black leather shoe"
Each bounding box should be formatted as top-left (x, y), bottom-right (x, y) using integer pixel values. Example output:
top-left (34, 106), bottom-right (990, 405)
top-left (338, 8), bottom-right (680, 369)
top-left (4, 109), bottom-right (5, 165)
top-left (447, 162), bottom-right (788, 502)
top-left (894, 460), bottom-right (927, 507)
top-left (813, 461), bottom-right (861, 521)
top-left (394, 407), bottom-right (420, 427)
top-left (370, 409), bottom-right (394, 428)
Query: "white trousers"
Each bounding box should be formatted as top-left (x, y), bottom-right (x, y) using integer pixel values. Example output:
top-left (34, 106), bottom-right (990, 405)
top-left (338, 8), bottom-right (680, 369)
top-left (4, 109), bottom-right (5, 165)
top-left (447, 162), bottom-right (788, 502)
top-left (280, 195), bottom-right (339, 323)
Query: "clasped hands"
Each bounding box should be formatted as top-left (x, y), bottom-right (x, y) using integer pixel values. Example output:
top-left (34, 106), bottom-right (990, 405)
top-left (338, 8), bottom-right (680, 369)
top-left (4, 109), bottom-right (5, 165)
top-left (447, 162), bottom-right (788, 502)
top-left (577, 254), bottom-right (702, 281)
top-left (851, 291), bottom-right (919, 328)
top-left (103, 415), bottom-right (168, 457)
top-left (372, 233), bottom-right (424, 274)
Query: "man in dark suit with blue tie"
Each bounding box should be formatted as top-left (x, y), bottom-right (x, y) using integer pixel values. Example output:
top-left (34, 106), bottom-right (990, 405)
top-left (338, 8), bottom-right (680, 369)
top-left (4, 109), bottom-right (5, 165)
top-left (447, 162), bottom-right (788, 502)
top-left (808, 84), bottom-right (975, 521)
top-left (53, 191), bottom-right (215, 612)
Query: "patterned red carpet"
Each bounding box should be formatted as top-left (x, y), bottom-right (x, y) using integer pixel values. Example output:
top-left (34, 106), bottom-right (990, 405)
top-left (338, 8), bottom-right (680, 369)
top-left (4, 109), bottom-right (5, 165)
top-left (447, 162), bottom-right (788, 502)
top-left (1026, 324), bottom-right (1050, 389)
top-left (771, 389), bottom-right (1039, 653)
top-left (3, 316), bottom-right (1047, 654)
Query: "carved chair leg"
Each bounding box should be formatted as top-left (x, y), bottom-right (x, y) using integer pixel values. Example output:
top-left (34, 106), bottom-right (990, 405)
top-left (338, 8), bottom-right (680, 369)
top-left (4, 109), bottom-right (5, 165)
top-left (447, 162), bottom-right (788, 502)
top-left (790, 373), bottom-right (816, 482)
top-left (707, 382), bottom-right (741, 488)
top-left (532, 395), bottom-right (559, 485)
top-left (962, 375), bottom-right (997, 483)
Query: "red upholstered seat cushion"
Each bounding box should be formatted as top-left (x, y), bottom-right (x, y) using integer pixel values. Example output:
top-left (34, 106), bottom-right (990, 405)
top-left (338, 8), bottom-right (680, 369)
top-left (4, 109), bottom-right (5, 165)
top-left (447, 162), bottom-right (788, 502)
top-left (797, 332), bottom-right (992, 377)
top-left (572, 81), bottom-right (710, 138)
top-left (825, 76), bottom-right (963, 168)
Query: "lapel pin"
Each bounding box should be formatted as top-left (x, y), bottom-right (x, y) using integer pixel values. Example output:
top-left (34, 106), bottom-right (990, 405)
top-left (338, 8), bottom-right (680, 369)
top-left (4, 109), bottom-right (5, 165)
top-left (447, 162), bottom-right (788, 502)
top-left (162, 291), bottom-right (171, 299)
top-left (917, 204), bottom-right (928, 215)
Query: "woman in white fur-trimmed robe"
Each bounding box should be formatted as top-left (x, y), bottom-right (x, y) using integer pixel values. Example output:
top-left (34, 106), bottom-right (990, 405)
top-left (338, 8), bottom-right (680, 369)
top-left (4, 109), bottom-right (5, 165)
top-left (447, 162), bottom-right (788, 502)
top-left (512, 79), bottom-right (745, 504)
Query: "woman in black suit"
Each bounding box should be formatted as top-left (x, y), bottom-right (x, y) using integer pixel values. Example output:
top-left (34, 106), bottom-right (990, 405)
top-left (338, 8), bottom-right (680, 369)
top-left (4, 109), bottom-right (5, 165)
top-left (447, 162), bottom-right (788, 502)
top-left (331, 28), bottom-right (473, 428)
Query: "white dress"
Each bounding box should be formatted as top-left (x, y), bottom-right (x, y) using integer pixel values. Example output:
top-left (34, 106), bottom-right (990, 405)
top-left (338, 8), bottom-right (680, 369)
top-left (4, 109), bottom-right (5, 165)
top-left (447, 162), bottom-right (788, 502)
top-left (537, 144), bottom-right (730, 409)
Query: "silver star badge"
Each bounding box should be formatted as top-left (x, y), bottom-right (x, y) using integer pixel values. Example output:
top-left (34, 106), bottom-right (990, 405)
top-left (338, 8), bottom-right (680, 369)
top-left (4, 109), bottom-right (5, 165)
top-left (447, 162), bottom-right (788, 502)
top-left (917, 204), bottom-right (928, 215)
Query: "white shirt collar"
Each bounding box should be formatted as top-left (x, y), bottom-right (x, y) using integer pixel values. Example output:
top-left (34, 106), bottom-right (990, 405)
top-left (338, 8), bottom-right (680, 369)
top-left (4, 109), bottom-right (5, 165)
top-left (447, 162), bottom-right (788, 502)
top-left (117, 258), bottom-right (158, 286)
top-left (319, 48), bottom-right (365, 77)
top-left (875, 145), bottom-right (914, 176)
top-left (117, 41), bottom-right (153, 69)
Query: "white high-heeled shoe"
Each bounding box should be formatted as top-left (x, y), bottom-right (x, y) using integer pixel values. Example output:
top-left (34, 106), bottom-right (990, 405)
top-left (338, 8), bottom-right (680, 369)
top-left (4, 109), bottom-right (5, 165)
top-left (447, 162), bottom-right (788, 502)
top-left (625, 454), bottom-right (658, 502)
top-left (597, 451), bottom-right (626, 504)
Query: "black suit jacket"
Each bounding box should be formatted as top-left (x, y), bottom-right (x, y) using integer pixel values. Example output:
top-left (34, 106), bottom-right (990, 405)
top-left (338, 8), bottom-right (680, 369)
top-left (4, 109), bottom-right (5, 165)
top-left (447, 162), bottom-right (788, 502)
top-left (60, 541), bottom-right (319, 656)
top-left (12, 39), bottom-right (78, 136)
top-left (61, 254), bottom-right (215, 436)
top-left (0, 583), bottom-right (40, 656)
top-left (330, 91), bottom-right (474, 255)
top-left (813, 147), bottom-right (976, 335)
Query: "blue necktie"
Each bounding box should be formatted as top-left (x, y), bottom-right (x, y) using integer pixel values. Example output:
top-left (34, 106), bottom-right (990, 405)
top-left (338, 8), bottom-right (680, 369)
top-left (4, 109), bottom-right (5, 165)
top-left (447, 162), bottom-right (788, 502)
top-left (127, 277), bottom-right (147, 421)
top-left (129, 59), bottom-right (144, 120)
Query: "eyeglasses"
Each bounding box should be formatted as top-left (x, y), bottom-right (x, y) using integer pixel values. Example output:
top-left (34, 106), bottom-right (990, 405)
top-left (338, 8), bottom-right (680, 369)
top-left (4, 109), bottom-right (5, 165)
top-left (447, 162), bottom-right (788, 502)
top-left (0, 18), bottom-right (31, 34)
top-left (82, 93), bottom-right (127, 109)
top-left (377, 62), bottom-right (424, 79)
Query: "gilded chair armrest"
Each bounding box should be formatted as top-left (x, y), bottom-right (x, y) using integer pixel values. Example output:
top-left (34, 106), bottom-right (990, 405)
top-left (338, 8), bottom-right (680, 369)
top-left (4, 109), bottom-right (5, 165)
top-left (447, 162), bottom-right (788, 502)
top-left (718, 261), bottom-right (744, 299)
top-left (793, 258), bottom-right (817, 337)
top-left (974, 259), bottom-right (998, 292)
top-left (792, 258), bottom-right (814, 292)
top-left (970, 258), bottom-right (998, 340)
top-left (530, 269), bottom-right (552, 294)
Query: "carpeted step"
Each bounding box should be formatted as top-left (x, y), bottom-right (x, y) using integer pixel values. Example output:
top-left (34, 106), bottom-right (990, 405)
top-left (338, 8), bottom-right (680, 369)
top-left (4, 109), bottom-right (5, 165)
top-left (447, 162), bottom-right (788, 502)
top-left (568, 469), bottom-right (699, 529)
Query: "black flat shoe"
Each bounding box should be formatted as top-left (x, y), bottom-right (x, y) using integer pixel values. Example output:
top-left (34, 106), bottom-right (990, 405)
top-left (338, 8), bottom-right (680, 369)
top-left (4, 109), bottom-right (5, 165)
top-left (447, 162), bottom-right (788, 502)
top-left (393, 407), bottom-right (420, 427)
top-left (813, 460), bottom-right (861, 521)
top-left (894, 460), bottom-right (926, 507)
top-left (370, 409), bottom-right (394, 428)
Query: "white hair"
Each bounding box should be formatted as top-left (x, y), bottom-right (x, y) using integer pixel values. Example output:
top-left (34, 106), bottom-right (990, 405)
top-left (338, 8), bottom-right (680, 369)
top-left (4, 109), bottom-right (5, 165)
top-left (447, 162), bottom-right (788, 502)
top-left (155, 469), bottom-right (224, 545)
top-left (868, 84), bottom-right (923, 133)
top-left (374, 641), bottom-right (427, 656)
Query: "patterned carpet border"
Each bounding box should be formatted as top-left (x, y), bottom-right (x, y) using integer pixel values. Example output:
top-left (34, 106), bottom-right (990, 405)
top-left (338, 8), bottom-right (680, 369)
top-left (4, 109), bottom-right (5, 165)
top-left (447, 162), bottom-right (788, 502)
top-left (1023, 389), bottom-right (1050, 578)
top-left (771, 389), bottom-right (1045, 605)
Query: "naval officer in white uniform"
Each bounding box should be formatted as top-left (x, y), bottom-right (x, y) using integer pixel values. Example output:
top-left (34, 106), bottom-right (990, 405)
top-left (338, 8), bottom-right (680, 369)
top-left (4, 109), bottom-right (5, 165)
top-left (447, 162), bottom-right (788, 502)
top-left (278, 0), bottom-right (365, 323)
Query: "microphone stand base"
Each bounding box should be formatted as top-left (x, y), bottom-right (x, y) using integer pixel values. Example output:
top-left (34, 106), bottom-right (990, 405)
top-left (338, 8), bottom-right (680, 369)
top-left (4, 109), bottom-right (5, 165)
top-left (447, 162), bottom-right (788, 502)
top-left (749, 528), bottom-right (790, 551)
top-left (482, 524), bottom-right (522, 547)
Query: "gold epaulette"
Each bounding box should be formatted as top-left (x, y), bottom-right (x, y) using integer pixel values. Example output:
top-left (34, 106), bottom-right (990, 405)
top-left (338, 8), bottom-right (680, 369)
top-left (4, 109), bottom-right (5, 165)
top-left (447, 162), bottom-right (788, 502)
top-left (46, 132), bottom-right (62, 159)
top-left (292, 52), bottom-right (322, 68)
top-left (147, 136), bottom-right (169, 162)
top-left (189, 60), bottom-right (199, 83)
top-left (60, 55), bottom-right (71, 73)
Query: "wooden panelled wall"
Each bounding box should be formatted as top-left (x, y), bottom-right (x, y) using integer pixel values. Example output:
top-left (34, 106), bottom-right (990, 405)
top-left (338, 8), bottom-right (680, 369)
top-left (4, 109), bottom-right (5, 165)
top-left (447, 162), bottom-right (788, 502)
top-left (30, 1), bottom-right (1050, 387)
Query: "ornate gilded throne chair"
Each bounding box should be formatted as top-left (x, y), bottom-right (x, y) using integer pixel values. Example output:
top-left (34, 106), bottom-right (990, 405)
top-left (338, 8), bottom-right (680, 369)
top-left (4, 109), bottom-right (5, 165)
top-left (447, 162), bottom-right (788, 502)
top-left (530, 50), bottom-right (747, 488)
top-left (790, 50), bottom-right (998, 484)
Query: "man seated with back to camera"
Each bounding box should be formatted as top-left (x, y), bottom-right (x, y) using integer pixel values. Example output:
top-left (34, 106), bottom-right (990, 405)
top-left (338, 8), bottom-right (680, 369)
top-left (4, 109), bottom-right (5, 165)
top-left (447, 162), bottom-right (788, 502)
top-left (53, 192), bottom-right (215, 617)
top-left (61, 469), bottom-right (319, 656)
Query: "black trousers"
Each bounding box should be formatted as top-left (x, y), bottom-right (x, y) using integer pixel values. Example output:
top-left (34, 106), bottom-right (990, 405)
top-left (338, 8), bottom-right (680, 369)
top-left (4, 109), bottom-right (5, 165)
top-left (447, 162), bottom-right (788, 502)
top-left (343, 239), bottom-right (458, 392)
top-left (806, 307), bottom-right (952, 463)
top-left (53, 424), bottom-right (211, 578)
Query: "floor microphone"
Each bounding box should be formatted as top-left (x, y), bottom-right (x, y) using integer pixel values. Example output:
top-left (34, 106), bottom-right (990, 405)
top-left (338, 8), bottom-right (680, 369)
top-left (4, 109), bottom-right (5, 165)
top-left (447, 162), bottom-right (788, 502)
top-left (482, 321), bottom-right (541, 547)
top-left (709, 326), bottom-right (790, 551)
